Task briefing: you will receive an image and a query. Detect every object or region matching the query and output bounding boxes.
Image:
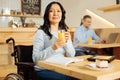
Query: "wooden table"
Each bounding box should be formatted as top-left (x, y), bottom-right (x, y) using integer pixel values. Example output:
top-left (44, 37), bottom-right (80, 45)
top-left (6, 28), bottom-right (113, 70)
top-left (77, 43), bottom-right (120, 49)
top-left (77, 43), bottom-right (120, 59)
top-left (38, 56), bottom-right (120, 80)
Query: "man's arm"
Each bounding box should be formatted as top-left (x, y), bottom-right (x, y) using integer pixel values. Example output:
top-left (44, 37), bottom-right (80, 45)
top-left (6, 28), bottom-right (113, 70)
top-left (92, 30), bottom-right (101, 40)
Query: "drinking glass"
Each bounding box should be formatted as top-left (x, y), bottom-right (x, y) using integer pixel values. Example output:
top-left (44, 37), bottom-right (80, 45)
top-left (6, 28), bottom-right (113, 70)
top-left (88, 37), bottom-right (92, 44)
top-left (58, 30), bottom-right (66, 42)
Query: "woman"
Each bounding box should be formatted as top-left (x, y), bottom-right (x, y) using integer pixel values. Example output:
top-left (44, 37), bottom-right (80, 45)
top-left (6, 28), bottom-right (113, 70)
top-left (33, 1), bottom-right (76, 80)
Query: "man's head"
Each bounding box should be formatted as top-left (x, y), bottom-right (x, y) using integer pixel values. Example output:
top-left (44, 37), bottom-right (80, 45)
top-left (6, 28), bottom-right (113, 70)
top-left (81, 15), bottom-right (92, 29)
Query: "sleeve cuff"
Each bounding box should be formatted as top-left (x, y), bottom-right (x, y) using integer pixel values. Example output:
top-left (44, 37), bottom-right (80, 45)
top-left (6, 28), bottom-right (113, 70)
top-left (50, 46), bottom-right (55, 53)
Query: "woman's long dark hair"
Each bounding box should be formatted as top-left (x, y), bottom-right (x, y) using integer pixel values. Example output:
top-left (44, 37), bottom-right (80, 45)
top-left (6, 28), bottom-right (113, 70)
top-left (80, 15), bottom-right (91, 25)
top-left (39, 1), bottom-right (68, 39)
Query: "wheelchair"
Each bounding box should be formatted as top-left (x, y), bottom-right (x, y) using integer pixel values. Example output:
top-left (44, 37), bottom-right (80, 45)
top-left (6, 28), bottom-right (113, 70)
top-left (4, 37), bottom-right (40, 80)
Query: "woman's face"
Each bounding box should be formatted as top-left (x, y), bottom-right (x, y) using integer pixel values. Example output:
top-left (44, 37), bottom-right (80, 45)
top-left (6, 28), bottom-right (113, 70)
top-left (49, 4), bottom-right (62, 24)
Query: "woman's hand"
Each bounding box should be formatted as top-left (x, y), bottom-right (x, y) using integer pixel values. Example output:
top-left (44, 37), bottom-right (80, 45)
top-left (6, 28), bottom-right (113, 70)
top-left (64, 31), bottom-right (71, 42)
top-left (52, 39), bottom-right (66, 50)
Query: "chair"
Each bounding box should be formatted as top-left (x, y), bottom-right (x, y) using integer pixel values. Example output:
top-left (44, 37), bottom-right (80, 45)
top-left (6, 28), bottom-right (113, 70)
top-left (4, 37), bottom-right (40, 80)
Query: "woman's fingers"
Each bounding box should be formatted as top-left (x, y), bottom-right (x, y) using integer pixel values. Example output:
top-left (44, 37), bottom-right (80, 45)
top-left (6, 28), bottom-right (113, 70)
top-left (64, 32), bottom-right (71, 41)
top-left (57, 39), bottom-right (66, 46)
top-left (52, 39), bottom-right (66, 50)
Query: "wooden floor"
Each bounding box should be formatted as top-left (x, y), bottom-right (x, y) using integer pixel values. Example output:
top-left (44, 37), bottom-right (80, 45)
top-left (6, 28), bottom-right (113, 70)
top-left (0, 65), bottom-right (17, 80)
top-left (0, 77), bottom-right (4, 80)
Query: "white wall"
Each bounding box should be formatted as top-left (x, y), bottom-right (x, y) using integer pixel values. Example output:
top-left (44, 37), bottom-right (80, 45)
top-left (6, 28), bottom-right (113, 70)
top-left (0, 0), bottom-right (54, 27)
top-left (0, 0), bottom-right (120, 28)
top-left (57, 0), bottom-right (120, 28)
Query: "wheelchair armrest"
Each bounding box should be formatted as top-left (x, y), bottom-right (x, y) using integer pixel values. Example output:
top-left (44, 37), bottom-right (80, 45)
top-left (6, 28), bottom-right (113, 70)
top-left (15, 62), bottom-right (35, 67)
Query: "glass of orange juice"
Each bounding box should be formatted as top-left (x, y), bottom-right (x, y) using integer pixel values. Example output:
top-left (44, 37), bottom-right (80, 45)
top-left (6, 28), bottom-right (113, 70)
top-left (58, 30), bottom-right (66, 42)
top-left (88, 37), bottom-right (92, 44)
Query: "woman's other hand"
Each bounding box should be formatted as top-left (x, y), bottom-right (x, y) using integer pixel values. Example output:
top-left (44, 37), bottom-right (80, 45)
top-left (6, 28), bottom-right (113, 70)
top-left (52, 39), bottom-right (66, 50)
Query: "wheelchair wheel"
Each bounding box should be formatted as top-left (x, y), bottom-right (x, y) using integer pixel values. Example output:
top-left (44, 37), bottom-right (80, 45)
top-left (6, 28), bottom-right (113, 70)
top-left (4, 73), bottom-right (23, 80)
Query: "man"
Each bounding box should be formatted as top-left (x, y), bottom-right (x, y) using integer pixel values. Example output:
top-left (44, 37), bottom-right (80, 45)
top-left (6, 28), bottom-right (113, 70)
top-left (73, 15), bottom-right (105, 56)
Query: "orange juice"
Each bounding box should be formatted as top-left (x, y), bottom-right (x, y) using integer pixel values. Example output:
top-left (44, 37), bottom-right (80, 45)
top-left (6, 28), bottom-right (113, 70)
top-left (58, 30), bottom-right (65, 41)
top-left (88, 37), bottom-right (92, 44)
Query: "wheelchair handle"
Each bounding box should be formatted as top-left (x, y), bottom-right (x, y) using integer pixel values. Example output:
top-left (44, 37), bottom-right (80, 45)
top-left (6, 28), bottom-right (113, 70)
top-left (6, 37), bottom-right (15, 47)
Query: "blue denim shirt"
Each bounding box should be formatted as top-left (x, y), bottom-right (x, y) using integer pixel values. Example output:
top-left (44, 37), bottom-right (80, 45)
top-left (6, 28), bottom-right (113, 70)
top-left (33, 29), bottom-right (75, 70)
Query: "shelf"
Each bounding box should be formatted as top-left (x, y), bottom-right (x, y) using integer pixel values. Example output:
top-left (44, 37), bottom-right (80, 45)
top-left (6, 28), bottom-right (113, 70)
top-left (0, 14), bottom-right (43, 18)
top-left (0, 28), bottom-right (37, 32)
top-left (98, 4), bottom-right (120, 12)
